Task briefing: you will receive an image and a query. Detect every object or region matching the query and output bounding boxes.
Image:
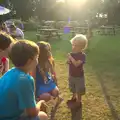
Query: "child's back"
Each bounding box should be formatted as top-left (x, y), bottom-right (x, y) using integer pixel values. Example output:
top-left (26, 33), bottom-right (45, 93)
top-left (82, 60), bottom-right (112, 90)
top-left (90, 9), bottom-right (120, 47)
top-left (0, 40), bottom-right (48, 120)
top-left (0, 67), bottom-right (35, 120)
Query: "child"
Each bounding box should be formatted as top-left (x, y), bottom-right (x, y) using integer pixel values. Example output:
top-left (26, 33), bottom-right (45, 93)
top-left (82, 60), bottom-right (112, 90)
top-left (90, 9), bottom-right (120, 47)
top-left (0, 32), bottom-right (15, 55)
top-left (32, 41), bottom-right (61, 103)
top-left (46, 42), bottom-right (58, 86)
top-left (0, 40), bottom-right (48, 120)
top-left (0, 32), bottom-right (14, 76)
top-left (0, 57), bottom-right (9, 75)
top-left (9, 24), bottom-right (24, 39)
top-left (67, 34), bottom-right (88, 108)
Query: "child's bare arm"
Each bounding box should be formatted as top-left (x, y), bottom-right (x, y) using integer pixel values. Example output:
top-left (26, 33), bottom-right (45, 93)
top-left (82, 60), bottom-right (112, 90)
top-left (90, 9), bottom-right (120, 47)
top-left (68, 54), bottom-right (83, 67)
top-left (66, 57), bottom-right (71, 64)
top-left (48, 60), bottom-right (58, 86)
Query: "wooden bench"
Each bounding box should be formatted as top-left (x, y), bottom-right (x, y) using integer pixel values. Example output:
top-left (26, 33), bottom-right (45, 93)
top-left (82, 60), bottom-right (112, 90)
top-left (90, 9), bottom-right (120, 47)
top-left (36, 29), bottom-right (62, 41)
top-left (97, 26), bottom-right (116, 36)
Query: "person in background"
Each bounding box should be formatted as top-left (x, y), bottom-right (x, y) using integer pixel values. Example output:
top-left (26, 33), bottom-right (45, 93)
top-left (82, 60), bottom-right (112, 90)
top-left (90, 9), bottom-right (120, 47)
top-left (0, 32), bottom-right (14, 75)
top-left (0, 32), bottom-right (15, 58)
top-left (9, 24), bottom-right (24, 39)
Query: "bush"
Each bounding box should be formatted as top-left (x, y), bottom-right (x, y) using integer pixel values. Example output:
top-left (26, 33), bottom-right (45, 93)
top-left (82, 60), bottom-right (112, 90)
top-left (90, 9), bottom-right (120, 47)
top-left (23, 17), bottom-right (39, 31)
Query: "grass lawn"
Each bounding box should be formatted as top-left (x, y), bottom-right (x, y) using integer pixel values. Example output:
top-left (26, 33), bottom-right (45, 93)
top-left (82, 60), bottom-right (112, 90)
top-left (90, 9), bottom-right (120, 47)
top-left (24, 31), bottom-right (120, 120)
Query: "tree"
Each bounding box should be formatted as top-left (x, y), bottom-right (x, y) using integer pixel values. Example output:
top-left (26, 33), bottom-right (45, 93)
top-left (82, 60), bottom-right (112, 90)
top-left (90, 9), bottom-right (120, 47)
top-left (10, 0), bottom-right (35, 20)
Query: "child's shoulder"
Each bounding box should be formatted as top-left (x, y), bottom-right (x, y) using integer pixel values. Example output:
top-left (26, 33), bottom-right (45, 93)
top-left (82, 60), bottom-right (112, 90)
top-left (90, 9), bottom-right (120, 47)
top-left (10, 67), bottom-right (33, 81)
top-left (18, 72), bottom-right (33, 82)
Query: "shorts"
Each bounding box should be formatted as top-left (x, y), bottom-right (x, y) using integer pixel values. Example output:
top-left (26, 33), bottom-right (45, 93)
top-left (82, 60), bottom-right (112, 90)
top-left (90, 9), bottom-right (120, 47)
top-left (69, 76), bottom-right (85, 95)
top-left (36, 80), bottom-right (56, 97)
top-left (19, 116), bottom-right (40, 120)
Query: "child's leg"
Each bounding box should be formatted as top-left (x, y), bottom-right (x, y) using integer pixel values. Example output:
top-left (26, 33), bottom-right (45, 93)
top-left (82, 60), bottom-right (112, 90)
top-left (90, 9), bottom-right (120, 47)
top-left (39, 93), bottom-right (52, 102)
top-left (71, 93), bottom-right (76, 100)
top-left (20, 111), bottom-right (48, 120)
top-left (38, 111), bottom-right (48, 120)
top-left (69, 76), bottom-right (76, 100)
top-left (50, 86), bottom-right (59, 97)
top-left (75, 76), bottom-right (85, 102)
top-left (50, 87), bottom-right (63, 104)
top-left (76, 93), bottom-right (82, 103)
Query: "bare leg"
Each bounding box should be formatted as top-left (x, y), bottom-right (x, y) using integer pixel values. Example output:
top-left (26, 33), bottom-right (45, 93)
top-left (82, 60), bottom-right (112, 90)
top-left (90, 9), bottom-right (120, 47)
top-left (71, 93), bottom-right (76, 100)
top-left (39, 93), bottom-right (52, 102)
top-left (76, 93), bottom-right (81, 103)
top-left (38, 111), bottom-right (48, 120)
top-left (50, 87), bottom-right (63, 120)
top-left (50, 87), bottom-right (59, 97)
top-left (51, 87), bottom-right (63, 103)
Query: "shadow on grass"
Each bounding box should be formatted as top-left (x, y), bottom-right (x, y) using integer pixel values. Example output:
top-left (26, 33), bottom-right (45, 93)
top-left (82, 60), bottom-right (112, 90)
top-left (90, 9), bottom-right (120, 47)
top-left (87, 35), bottom-right (120, 120)
top-left (94, 72), bottom-right (120, 120)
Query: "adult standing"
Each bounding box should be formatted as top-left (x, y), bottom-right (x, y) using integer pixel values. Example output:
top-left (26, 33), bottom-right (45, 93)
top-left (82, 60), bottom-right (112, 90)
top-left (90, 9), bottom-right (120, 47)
top-left (9, 24), bottom-right (24, 39)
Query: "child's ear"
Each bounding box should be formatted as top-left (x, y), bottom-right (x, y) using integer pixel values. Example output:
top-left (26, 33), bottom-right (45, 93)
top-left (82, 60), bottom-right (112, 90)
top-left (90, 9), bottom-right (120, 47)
top-left (26, 59), bottom-right (33, 65)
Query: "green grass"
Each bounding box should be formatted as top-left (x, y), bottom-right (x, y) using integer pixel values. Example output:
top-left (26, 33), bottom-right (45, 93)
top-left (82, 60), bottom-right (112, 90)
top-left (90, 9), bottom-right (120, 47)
top-left (24, 31), bottom-right (120, 120)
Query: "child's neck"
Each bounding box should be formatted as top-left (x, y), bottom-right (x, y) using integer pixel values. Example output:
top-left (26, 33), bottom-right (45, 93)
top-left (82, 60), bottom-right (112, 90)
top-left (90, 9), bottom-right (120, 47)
top-left (16, 67), bottom-right (29, 74)
top-left (72, 50), bottom-right (82, 53)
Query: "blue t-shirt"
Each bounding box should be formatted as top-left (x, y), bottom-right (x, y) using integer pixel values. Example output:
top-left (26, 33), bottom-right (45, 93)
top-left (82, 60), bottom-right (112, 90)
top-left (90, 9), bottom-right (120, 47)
top-left (0, 67), bottom-right (36, 120)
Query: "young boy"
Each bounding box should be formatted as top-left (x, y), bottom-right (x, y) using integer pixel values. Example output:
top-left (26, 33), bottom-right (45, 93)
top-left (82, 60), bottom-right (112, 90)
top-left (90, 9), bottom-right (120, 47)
top-left (0, 40), bottom-right (48, 120)
top-left (0, 32), bottom-right (14, 76)
top-left (67, 34), bottom-right (88, 108)
top-left (0, 32), bottom-right (15, 58)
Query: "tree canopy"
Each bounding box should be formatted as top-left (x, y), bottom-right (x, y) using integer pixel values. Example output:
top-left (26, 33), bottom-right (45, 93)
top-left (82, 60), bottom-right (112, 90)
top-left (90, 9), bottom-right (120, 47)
top-left (0, 0), bottom-right (120, 24)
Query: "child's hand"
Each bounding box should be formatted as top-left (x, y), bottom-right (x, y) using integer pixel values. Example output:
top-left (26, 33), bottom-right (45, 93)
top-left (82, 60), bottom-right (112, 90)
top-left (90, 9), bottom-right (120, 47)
top-left (44, 76), bottom-right (48, 84)
top-left (68, 53), bottom-right (72, 60)
top-left (67, 53), bottom-right (71, 64)
top-left (66, 60), bottom-right (71, 64)
top-left (67, 53), bottom-right (70, 58)
top-left (39, 100), bottom-right (48, 113)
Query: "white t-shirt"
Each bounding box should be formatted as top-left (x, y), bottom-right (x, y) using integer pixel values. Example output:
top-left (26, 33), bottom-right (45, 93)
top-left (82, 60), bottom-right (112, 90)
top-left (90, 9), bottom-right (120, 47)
top-left (15, 28), bottom-right (24, 39)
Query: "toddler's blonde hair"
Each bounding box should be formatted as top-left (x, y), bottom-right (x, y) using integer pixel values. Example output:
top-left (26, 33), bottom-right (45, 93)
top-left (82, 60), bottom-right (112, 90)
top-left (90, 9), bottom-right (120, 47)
top-left (70, 34), bottom-right (88, 50)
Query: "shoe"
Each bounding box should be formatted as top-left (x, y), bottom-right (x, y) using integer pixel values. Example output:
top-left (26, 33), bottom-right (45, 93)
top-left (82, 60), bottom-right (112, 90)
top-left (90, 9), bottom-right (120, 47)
top-left (67, 99), bottom-right (82, 109)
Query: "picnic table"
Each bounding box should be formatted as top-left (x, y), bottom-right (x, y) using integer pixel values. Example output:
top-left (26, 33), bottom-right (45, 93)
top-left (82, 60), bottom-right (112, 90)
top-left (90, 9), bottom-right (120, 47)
top-left (36, 28), bottom-right (61, 41)
top-left (97, 26), bottom-right (116, 35)
top-left (75, 27), bottom-right (88, 33)
top-left (70, 27), bottom-right (88, 37)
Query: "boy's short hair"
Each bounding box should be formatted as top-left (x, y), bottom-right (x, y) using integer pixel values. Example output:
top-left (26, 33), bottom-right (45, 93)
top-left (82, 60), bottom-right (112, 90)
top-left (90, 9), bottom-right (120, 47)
top-left (0, 32), bottom-right (15, 50)
top-left (9, 40), bottom-right (39, 67)
top-left (70, 34), bottom-right (88, 50)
